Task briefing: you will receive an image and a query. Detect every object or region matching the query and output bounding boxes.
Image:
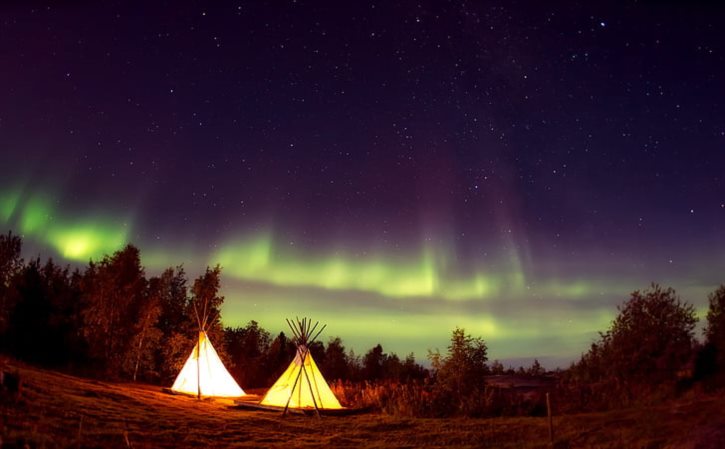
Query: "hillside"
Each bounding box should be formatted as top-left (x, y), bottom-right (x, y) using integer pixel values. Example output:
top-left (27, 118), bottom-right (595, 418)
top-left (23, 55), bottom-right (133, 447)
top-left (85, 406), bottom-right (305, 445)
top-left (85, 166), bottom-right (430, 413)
top-left (1, 360), bottom-right (723, 448)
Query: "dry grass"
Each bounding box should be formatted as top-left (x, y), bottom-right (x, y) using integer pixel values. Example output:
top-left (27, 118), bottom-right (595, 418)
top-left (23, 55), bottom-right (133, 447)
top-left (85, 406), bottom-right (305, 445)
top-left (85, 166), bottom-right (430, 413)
top-left (1, 361), bottom-right (723, 448)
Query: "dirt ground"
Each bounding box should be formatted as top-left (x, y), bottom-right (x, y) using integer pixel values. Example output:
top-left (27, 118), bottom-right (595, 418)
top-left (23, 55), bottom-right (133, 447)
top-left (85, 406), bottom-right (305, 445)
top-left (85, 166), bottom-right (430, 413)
top-left (2, 361), bottom-right (723, 448)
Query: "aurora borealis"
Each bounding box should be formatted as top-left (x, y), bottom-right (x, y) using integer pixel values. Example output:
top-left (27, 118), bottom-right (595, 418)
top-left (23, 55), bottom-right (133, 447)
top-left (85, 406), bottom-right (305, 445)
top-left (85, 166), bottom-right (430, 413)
top-left (2, 2), bottom-right (724, 367)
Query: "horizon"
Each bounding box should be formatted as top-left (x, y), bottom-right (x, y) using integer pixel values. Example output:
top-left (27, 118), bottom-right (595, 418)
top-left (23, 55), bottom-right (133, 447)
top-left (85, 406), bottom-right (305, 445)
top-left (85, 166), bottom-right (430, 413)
top-left (2, 230), bottom-right (717, 369)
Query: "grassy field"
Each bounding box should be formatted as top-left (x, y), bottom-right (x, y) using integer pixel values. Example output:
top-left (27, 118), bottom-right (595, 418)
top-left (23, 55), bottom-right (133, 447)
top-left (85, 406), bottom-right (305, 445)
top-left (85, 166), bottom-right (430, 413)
top-left (2, 360), bottom-right (723, 448)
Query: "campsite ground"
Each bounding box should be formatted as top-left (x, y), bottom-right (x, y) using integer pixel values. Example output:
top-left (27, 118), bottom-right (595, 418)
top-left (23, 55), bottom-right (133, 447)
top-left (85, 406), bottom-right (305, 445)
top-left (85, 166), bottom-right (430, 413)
top-left (2, 361), bottom-right (724, 448)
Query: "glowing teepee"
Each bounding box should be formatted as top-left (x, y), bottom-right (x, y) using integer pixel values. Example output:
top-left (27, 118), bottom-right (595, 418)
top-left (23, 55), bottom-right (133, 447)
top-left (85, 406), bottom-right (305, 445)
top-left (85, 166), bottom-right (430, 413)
top-left (260, 318), bottom-right (343, 415)
top-left (171, 331), bottom-right (245, 397)
top-left (170, 287), bottom-right (245, 398)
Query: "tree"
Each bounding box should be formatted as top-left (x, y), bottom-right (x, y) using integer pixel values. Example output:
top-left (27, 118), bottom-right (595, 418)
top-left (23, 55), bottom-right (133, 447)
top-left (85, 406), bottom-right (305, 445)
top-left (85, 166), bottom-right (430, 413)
top-left (7, 259), bottom-right (54, 362)
top-left (429, 327), bottom-right (488, 397)
top-left (80, 245), bottom-right (148, 377)
top-left (346, 349), bottom-right (363, 381)
top-left (130, 275), bottom-right (164, 381)
top-left (155, 267), bottom-right (193, 383)
top-left (188, 265), bottom-right (230, 365)
top-left (527, 359), bottom-right (545, 376)
top-left (362, 344), bottom-right (385, 381)
top-left (265, 331), bottom-right (296, 384)
top-left (490, 360), bottom-right (505, 375)
top-left (400, 353), bottom-right (428, 381)
top-left (6, 258), bottom-right (83, 367)
top-left (0, 231), bottom-right (22, 286)
top-left (321, 337), bottom-right (349, 381)
top-left (704, 285), bottom-right (725, 381)
top-left (381, 352), bottom-right (403, 380)
top-left (607, 284), bottom-right (696, 388)
top-left (357, 344), bottom-right (426, 382)
top-left (225, 321), bottom-right (271, 387)
top-left (571, 284), bottom-right (697, 401)
top-left (189, 265), bottom-right (223, 333)
top-left (156, 266), bottom-right (190, 336)
top-left (705, 285), bottom-right (725, 352)
top-left (0, 231), bottom-right (23, 337)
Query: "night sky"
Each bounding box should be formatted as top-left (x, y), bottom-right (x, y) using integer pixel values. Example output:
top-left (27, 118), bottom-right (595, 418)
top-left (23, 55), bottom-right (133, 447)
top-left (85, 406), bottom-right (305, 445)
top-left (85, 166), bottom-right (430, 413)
top-left (2, 1), bottom-right (724, 367)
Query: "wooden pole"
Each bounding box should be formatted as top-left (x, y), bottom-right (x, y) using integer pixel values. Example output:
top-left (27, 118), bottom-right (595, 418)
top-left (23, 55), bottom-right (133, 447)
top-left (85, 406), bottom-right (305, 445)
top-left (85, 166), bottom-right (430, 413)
top-left (282, 348), bottom-right (305, 416)
top-left (310, 324), bottom-right (326, 345)
top-left (300, 352), bottom-right (321, 418)
top-left (280, 317), bottom-right (328, 418)
top-left (307, 321), bottom-right (320, 340)
top-left (197, 332), bottom-right (202, 400)
top-left (76, 414), bottom-right (83, 449)
top-left (546, 392), bottom-right (554, 446)
top-left (286, 319), bottom-right (301, 340)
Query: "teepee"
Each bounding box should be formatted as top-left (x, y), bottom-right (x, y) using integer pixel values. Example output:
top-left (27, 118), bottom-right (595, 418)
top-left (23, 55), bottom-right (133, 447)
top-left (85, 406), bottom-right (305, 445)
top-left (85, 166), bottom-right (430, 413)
top-left (260, 318), bottom-right (343, 415)
top-left (170, 291), bottom-right (244, 398)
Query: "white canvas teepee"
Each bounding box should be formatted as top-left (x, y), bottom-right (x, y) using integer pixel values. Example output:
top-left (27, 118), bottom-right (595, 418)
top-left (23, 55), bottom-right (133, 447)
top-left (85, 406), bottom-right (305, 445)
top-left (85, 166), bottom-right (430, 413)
top-left (170, 286), bottom-right (245, 398)
top-left (260, 318), bottom-right (343, 414)
top-left (171, 331), bottom-right (245, 397)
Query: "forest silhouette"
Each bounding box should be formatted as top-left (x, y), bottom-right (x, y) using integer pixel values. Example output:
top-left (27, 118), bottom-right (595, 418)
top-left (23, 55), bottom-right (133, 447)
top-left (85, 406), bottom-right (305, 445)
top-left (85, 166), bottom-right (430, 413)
top-left (1, 230), bottom-right (724, 417)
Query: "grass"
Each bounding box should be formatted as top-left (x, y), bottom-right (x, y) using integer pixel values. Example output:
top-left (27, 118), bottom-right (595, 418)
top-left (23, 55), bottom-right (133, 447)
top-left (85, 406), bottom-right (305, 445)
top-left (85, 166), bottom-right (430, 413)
top-left (1, 360), bottom-right (724, 448)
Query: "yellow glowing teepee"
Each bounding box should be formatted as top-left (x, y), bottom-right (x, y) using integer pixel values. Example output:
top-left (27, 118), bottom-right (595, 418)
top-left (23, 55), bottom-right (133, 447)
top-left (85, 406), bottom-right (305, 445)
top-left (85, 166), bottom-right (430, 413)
top-left (171, 331), bottom-right (245, 397)
top-left (260, 318), bottom-right (343, 414)
top-left (170, 286), bottom-right (245, 398)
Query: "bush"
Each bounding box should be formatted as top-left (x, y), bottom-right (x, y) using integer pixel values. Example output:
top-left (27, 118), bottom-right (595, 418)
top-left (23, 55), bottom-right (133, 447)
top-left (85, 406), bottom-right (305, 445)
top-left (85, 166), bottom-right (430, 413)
top-left (564, 284), bottom-right (697, 407)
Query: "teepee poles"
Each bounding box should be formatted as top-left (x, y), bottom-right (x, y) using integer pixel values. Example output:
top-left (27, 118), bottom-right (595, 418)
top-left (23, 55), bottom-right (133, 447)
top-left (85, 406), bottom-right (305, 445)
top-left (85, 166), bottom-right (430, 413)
top-left (260, 316), bottom-right (342, 413)
top-left (300, 349), bottom-right (321, 417)
top-left (192, 294), bottom-right (207, 400)
top-left (282, 318), bottom-right (309, 416)
top-left (196, 332), bottom-right (201, 399)
top-left (310, 324), bottom-right (326, 345)
top-left (282, 352), bottom-right (305, 416)
top-left (280, 317), bottom-right (325, 417)
top-left (285, 318), bottom-right (301, 340)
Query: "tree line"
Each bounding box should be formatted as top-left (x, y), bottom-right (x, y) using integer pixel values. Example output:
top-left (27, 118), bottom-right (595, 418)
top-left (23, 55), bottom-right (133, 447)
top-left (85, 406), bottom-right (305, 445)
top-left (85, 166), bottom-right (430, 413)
top-left (2, 230), bottom-right (725, 417)
top-left (0, 231), bottom-right (426, 387)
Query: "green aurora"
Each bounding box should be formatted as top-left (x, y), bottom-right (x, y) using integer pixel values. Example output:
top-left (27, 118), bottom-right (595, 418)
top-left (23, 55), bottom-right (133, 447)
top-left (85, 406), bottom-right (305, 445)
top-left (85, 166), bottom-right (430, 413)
top-left (1, 186), bottom-right (718, 366)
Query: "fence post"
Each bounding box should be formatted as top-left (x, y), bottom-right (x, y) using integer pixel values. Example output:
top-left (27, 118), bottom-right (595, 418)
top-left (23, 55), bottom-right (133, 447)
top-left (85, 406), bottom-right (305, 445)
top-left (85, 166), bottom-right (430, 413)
top-left (546, 392), bottom-right (554, 446)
